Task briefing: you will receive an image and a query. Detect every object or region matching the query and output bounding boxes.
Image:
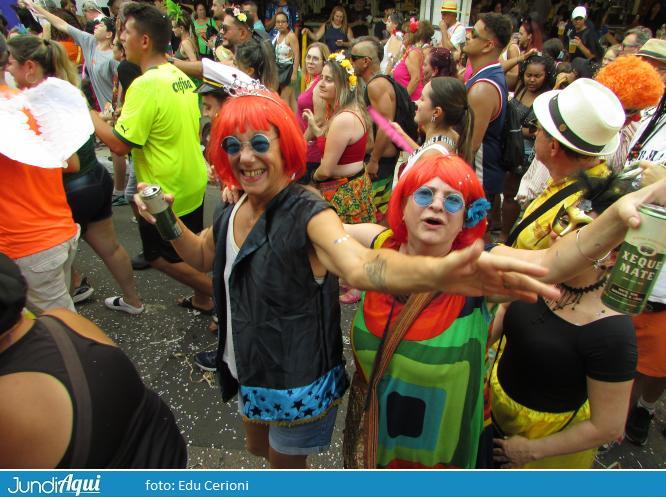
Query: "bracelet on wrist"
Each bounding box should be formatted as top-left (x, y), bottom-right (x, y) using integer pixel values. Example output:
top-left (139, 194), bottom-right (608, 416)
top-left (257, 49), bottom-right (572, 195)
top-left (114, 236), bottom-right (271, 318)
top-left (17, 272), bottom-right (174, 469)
top-left (575, 227), bottom-right (612, 269)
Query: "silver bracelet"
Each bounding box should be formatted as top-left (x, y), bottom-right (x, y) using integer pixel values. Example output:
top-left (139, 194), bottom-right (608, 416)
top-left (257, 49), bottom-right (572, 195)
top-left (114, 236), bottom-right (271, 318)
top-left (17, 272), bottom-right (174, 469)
top-left (575, 228), bottom-right (612, 269)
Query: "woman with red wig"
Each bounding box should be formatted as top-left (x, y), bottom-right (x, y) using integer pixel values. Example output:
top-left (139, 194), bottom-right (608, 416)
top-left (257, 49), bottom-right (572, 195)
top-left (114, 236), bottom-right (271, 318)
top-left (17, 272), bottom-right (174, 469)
top-left (340, 154), bottom-right (666, 468)
top-left (134, 84), bottom-right (568, 468)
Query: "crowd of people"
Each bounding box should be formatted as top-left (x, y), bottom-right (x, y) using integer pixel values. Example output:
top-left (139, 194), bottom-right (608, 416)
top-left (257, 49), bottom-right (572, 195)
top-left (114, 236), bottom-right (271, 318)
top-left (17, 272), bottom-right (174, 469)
top-left (1, 0), bottom-right (666, 470)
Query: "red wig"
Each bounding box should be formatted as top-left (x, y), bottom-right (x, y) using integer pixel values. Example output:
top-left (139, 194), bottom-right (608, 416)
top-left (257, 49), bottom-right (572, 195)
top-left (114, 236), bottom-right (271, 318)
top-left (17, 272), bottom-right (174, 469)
top-left (387, 155), bottom-right (487, 250)
top-left (207, 91), bottom-right (306, 188)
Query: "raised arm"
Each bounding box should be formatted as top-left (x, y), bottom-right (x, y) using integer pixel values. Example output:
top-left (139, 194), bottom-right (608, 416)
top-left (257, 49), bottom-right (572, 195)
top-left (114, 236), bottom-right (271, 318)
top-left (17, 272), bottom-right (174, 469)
top-left (491, 177), bottom-right (666, 284)
top-left (26, 0), bottom-right (71, 34)
top-left (309, 208), bottom-right (559, 300)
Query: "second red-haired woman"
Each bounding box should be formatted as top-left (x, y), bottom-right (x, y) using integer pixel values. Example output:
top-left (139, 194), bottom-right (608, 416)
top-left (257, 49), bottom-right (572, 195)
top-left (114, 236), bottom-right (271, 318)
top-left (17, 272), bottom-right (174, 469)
top-left (341, 155), bottom-right (666, 469)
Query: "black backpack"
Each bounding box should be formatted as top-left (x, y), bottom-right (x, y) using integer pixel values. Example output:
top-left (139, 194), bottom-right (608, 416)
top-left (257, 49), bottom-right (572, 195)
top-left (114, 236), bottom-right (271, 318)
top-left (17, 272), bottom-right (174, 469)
top-left (365, 75), bottom-right (419, 142)
top-left (500, 98), bottom-right (526, 173)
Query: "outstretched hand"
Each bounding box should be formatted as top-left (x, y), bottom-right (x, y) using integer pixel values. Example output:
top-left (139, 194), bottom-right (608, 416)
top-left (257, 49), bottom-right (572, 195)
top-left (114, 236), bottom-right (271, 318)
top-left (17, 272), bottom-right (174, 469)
top-left (438, 240), bottom-right (560, 302)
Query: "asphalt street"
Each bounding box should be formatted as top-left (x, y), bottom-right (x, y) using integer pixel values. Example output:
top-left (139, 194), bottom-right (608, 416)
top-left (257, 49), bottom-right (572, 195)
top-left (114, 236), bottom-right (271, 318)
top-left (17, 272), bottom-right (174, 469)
top-left (73, 164), bottom-right (665, 469)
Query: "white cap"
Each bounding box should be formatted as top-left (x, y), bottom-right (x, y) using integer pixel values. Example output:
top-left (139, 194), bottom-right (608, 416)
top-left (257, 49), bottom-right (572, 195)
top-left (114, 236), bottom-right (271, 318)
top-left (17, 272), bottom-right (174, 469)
top-left (571, 6), bottom-right (587, 19)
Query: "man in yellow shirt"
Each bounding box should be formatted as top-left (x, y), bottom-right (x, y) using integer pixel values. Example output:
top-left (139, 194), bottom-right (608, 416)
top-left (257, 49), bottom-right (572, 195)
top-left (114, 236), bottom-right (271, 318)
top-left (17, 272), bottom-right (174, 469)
top-left (510, 78), bottom-right (625, 250)
top-left (92, 2), bottom-right (213, 313)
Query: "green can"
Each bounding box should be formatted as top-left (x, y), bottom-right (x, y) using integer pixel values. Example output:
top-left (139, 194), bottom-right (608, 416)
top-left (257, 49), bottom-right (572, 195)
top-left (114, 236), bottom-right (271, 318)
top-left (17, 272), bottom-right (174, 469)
top-left (602, 203), bottom-right (666, 314)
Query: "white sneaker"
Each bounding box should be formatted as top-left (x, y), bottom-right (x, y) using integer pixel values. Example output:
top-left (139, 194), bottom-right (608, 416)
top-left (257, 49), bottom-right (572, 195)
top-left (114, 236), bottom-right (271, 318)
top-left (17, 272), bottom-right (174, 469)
top-left (104, 296), bottom-right (145, 315)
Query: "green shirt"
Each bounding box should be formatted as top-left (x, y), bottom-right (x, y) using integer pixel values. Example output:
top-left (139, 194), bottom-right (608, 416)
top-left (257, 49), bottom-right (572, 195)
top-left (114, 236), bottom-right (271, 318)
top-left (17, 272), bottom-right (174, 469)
top-left (114, 64), bottom-right (207, 216)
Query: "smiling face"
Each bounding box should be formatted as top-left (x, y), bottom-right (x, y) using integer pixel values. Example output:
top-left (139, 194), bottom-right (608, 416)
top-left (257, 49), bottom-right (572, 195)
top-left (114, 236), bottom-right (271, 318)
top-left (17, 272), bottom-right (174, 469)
top-left (225, 126), bottom-right (289, 198)
top-left (196, 4), bottom-right (207, 19)
top-left (402, 177), bottom-right (465, 255)
top-left (305, 46), bottom-right (324, 76)
top-left (523, 62), bottom-right (546, 93)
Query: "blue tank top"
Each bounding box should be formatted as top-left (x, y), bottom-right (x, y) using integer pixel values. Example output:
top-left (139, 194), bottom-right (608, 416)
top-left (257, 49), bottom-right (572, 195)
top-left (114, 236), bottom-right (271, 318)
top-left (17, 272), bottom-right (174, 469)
top-left (465, 62), bottom-right (507, 196)
top-left (323, 24), bottom-right (347, 53)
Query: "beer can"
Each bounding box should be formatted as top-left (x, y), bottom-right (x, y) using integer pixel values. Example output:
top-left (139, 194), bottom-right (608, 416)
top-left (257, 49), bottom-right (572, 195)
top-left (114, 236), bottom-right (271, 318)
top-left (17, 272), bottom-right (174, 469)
top-left (140, 185), bottom-right (182, 241)
top-left (601, 204), bottom-right (666, 314)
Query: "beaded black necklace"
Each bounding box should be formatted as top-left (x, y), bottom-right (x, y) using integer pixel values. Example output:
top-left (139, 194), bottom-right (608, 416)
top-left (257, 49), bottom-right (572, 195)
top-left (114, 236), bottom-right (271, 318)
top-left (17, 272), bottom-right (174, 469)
top-left (548, 275), bottom-right (608, 311)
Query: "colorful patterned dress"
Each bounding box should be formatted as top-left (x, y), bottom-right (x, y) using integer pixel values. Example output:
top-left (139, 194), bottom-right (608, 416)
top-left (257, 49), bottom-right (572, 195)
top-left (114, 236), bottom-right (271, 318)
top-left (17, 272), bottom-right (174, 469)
top-left (348, 233), bottom-right (491, 468)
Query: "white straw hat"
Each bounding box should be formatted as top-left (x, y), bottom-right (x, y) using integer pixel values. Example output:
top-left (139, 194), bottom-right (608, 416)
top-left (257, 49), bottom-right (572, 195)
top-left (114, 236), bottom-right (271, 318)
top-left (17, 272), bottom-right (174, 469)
top-left (532, 78), bottom-right (625, 156)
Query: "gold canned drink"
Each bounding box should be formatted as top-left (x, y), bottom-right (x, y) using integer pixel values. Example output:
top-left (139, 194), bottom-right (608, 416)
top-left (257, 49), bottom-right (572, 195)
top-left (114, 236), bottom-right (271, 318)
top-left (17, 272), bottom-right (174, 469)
top-left (140, 185), bottom-right (182, 241)
top-left (602, 204), bottom-right (666, 314)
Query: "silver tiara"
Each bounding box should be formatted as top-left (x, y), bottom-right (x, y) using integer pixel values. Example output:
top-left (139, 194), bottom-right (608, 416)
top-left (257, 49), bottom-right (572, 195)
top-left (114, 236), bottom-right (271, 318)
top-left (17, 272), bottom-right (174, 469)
top-left (224, 77), bottom-right (284, 106)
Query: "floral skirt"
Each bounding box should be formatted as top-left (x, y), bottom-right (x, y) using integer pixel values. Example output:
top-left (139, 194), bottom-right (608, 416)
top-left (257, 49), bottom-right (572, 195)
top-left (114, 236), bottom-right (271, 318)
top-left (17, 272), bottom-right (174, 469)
top-left (317, 171), bottom-right (376, 224)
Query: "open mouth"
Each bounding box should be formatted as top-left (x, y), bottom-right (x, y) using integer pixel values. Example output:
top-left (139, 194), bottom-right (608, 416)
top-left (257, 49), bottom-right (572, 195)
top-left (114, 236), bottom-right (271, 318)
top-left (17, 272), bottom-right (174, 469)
top-left (423, 217), bottom-right (444, 226)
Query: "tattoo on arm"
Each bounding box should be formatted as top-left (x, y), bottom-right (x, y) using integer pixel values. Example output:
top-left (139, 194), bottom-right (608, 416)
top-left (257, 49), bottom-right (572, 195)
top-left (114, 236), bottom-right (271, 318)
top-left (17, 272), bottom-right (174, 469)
top-left (364, 254), bottom-right (388, 292)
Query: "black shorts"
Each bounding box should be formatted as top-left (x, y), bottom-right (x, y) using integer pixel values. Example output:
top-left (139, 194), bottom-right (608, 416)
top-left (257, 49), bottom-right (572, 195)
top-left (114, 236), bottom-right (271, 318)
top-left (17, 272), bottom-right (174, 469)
top-left (138, 203), bottom-right (204, 263)
top-left (64, 164), bottom-right (114, 231)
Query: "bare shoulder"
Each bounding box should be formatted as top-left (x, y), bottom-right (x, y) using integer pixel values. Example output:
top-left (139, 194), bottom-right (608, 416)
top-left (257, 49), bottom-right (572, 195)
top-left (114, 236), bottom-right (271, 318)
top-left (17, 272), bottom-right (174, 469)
top-left (44, 309), bottom-right (116, 347)
top-left (0, 372), bottom-right (73, 467)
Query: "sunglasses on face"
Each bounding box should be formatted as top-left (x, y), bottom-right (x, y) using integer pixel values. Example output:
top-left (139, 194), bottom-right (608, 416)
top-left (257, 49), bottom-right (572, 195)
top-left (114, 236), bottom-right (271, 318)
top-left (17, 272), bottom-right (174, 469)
top-left (412, 186), bottom-right (465, 213)
top-left (221, 133), bottom-right (275, 155)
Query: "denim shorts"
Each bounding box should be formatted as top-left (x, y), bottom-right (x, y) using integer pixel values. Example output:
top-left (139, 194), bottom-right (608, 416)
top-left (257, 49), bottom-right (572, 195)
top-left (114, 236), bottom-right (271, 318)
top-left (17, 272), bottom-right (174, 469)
top-left (268, 406), bottom-right (338, 456)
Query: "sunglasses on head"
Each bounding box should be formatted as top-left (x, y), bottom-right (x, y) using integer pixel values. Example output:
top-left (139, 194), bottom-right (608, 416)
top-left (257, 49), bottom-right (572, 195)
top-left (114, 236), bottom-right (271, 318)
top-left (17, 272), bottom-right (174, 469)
top-left (412, 186), bottom-right (465, 213)
top-left (221, 133), bottom-right (275, 155)
top-left (350, 53), bottom-right (369, 61)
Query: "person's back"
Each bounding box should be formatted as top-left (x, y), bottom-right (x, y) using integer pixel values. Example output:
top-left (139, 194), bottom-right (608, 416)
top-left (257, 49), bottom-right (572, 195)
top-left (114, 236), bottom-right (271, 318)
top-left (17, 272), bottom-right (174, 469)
top-left (115, 63), bottom-right (207, 217)
top-left (0, 153), bottom-right (77, 262)
top-left (0, 308), bottom-right (187, 468)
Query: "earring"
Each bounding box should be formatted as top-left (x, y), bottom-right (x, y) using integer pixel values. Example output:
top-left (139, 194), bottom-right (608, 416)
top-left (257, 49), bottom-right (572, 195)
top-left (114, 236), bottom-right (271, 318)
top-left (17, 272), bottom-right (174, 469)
top-left (431, 115), bottom-right (436, 123)
top-left (26, 73), bottom-right (37, 85)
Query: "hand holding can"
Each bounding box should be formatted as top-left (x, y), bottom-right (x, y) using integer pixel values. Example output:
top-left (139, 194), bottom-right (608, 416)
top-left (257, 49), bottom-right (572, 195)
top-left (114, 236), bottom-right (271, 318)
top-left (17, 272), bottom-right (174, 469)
top-left (136, 184), bottom-right (182, 241)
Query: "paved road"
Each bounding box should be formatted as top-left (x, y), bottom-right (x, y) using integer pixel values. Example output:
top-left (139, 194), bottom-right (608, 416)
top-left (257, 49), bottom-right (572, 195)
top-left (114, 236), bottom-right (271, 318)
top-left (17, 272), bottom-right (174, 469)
top-left (74, 171), bottom-right (665, 469)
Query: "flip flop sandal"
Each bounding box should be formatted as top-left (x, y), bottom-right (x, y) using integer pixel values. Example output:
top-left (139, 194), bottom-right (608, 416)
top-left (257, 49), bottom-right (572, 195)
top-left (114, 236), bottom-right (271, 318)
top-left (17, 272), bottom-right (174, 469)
top-left (177, 296), bottom-right (213, 315)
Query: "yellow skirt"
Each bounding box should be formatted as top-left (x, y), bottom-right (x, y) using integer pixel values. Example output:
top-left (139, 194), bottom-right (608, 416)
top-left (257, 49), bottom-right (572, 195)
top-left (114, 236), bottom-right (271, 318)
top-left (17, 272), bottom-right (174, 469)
top-left (490, 363), bottom-right (596, 469)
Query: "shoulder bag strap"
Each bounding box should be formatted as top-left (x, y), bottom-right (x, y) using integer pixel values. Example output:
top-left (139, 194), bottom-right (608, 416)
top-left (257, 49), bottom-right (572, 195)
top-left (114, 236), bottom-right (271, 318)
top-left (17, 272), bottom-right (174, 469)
top-left (505, 181), bottom-right (581, 247)
top-left (39, 315), bottom-right (93, 468)
top-left (364, 291), bottom-right (438, 468)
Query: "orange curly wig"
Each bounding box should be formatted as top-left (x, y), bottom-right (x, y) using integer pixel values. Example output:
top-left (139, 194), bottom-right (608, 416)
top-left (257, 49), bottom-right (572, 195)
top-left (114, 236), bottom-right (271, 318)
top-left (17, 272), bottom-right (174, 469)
top-left (596, 55), bottom-right (664, 111)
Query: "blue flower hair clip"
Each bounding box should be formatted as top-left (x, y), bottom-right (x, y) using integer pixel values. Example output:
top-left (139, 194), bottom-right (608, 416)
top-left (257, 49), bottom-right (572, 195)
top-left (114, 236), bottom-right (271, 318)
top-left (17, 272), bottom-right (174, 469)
top-left (464, 198), bottom-right (491, 228)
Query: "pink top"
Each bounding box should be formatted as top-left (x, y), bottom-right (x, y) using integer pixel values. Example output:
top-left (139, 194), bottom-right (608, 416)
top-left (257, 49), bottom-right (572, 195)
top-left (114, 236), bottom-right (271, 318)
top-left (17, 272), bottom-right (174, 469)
top-left (392, 47), bottom-right (424, 101)
top-left (297, 75), bottom-right (322, 164)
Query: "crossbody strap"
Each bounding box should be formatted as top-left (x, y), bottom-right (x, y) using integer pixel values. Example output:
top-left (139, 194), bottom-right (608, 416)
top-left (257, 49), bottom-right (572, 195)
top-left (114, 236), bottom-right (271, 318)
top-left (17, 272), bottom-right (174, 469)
top-left (506, 182), bottom-right (581, 247)
top-left (364, 292), bottom-right (438, 468)
top-left (40, 315), bottom-right (93, 468)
